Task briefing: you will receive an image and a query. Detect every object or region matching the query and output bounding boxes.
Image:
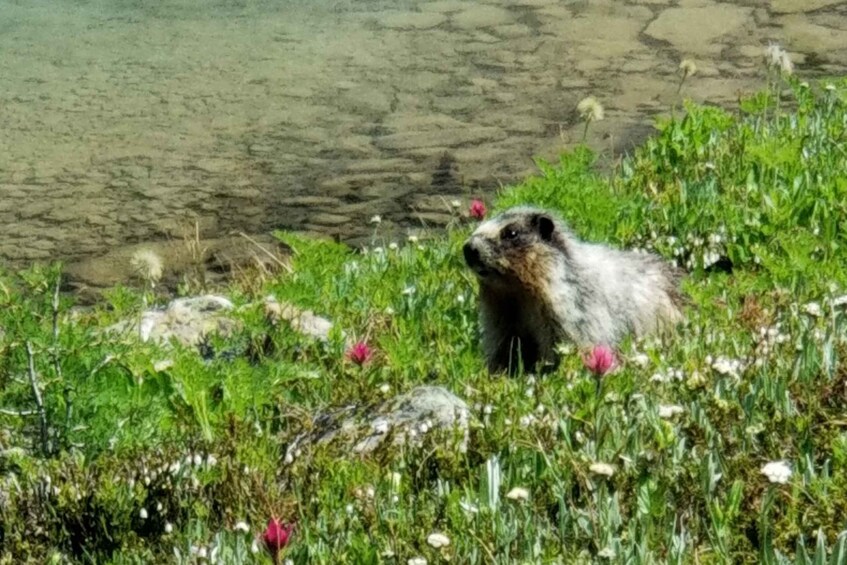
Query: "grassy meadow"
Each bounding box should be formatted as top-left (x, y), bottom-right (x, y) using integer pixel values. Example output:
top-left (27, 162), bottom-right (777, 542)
top-left (2, 72), bottom-right (847, 563)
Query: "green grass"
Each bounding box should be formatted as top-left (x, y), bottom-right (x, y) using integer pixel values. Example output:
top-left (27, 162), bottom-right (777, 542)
top-left (2, 77), bottom-right (847, 564)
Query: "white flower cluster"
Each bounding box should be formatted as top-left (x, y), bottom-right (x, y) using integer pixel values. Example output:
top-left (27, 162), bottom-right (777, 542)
top-left (675, 230), bottom-right (728, 270)
top-left (283, 445), bottom-right (303, 465)
top-left (506, 487), bottom-right (530, 501)
top-left (630, 352), bottom-right (651, 368)
top-left (802, 302), bottom-right (822, 317)
top-left (797, 293), bottom-right (847, 320)
top-left (427, 532), bottom-right (450, 548)
top-left (589, 462), bottom-right (615, 477)
top-left (658, 404), bottom-right (685, 419)
top-left (186, 542), bottom-right (221, 564)
top-left (753, 324), bottom-right (789, 365)
top-left (761, 460), bottom-right (792, 484)
top-left (650, 367), bottom-right (685, 383)
top-left (707, 355), bottom-right (746, 379)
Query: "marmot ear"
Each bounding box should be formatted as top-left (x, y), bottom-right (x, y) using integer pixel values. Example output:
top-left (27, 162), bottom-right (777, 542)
top-left (532, 214), bottom-right (556, 241)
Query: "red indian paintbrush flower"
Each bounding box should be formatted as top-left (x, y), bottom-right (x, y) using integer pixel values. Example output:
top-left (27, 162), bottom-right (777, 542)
top-left (469, 199), bottom-right (487, 220)
top-left (262, 518), bottom-right (294, 564)
top-left (347, 341), bottom-right (373, 365)
top-left (583, 344), bottom-right (617, 377)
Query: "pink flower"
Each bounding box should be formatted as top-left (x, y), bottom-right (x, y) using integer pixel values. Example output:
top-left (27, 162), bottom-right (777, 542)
top-left (583, 345), bottom-right (617, 376)
top-left (262, 518), bottom-right (294, 563)
top-left (347, 341), bottom-right (373, 365)
top-left (469, 199), bottom-right (487, 220)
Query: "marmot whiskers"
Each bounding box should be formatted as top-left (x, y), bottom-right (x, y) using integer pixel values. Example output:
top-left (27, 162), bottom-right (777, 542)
top-left (463, 206), bottom-right (684, 373)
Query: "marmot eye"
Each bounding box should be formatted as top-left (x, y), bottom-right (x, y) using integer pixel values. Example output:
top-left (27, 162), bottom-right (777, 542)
top-left (501, 228), bottom-right (519, 240)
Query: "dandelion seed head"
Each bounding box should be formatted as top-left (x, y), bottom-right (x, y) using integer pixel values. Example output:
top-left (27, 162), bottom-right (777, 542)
top-left (779, 51), bottom-right (794, 75)
top-left (678, 59), bottom-right (697, 78)
top-left (577, 96), bottom-right (604, 122)
top-left (130, 249), bottom-right (164, 283)
top-left (764, 42), bottom-right (784, 68)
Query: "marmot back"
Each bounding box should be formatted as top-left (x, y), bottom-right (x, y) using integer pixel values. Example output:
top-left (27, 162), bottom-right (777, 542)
top-left (463, 206), bottom-right (684, 373)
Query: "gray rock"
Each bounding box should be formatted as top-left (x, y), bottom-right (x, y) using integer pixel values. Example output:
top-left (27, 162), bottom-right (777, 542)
top-left (772, 0), bottom-right (842, 13)
top-left (376, 11), bottom-right (447, 30)
top-left (264, 297), bottom-right (338, 343)
top-left (374, 127), bottom-right (505, 151)
top-left (283, 385), bottom-right (470, 462)
top-left (108, 295), bottom-right (237, 347)
top-left (451, 6), bottom-right (514, 29)
top-left (644, 5), bottom-right (753, 56)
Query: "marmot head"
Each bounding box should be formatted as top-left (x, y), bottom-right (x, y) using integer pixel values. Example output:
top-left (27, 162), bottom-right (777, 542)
top-left (463, 206), bottom-right (569, 288)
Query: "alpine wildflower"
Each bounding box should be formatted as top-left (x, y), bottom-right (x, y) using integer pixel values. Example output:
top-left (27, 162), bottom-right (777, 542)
top-left (347, 341), bottom-right (374, 366)
top-left (583, 345), bottom-right (617, 377)
top-left (469, 199), bottom-right (487, 220)
top-left (262, 518), bottom-right (294, 565)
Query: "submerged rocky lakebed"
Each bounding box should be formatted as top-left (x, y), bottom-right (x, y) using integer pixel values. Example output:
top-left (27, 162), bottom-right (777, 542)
top-left (1, 0), bottom-right (845, 290)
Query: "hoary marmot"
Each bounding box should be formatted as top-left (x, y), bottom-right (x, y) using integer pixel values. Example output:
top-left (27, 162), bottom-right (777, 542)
top-left (463, 206), bottom-right (684, 373)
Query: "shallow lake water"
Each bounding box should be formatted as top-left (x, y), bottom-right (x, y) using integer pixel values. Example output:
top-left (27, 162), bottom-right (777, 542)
top-left (1, 0), bottom-right (846, 287)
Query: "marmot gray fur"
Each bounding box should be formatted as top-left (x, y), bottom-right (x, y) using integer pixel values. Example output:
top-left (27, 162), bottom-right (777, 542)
top-left (463, 206), bottom-right (684, 373)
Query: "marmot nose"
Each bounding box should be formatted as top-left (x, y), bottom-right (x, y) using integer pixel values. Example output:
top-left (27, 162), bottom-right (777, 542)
top-left (463, 241), bottom-right (481, 267)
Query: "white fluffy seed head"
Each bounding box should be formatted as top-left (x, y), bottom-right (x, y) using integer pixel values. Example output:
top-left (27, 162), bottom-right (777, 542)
top-left (779, 51), bottom-right (794, 75)
top-left (130, 249), bottom-right (164, 283)
top-left (679, 59), bottom-right (697, 78)
top-left (577, 96), bottom-right (605, 122)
